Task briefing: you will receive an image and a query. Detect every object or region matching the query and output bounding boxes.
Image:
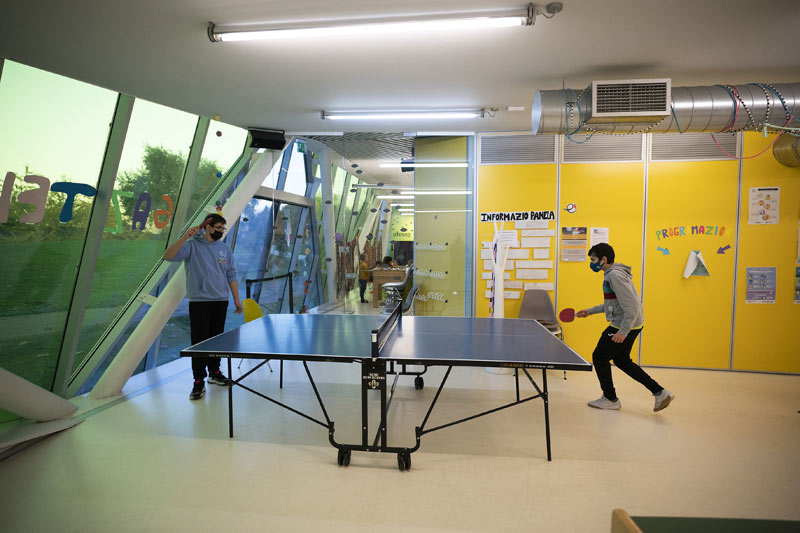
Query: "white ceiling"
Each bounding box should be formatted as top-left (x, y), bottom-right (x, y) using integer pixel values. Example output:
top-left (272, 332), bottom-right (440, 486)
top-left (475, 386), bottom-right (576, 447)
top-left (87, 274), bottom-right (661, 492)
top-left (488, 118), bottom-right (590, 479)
top-left (1, 0), bottom-right (799, 182)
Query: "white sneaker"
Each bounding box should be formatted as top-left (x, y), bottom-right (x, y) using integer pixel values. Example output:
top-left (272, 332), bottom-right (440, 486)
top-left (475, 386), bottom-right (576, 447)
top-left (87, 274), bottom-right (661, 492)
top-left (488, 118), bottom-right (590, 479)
top-left (653, 389), bottom-right (674, 412)
top-left (587, 396), bottom-right (621, 410)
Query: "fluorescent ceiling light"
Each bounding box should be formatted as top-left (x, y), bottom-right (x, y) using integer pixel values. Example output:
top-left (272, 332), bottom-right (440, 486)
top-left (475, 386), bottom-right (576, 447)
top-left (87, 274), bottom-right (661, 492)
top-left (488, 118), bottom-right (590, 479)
top-left (376, 191), bottom-right (472, 198)
top-left (414, 209), bottom-right (473, 214)
top-left (353, 184), bottom-right (413, 189)
top-left (413, 190), bottom-right (472, 195)
top-left (390, 203), bottom-right (415, 207)
top-left (380, 162), bottom-right (468, 168)
top-left (208, 5), bottom-right (543, 42)
top-left (323, 111), bottom-right (484, 120)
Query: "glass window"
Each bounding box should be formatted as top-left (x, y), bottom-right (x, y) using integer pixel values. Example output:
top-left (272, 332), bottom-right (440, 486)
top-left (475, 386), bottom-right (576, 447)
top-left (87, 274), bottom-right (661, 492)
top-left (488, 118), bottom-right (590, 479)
top-left (186, 118), bottom-right (247, 219)
top-left (332, 166), bottom-right (345, 223)
top-left (283, 141), bottom-right (308, 197)
top-left (0, 61), bottom-right (116, 402)
top-left (72, 98), bottom-right (198, 374)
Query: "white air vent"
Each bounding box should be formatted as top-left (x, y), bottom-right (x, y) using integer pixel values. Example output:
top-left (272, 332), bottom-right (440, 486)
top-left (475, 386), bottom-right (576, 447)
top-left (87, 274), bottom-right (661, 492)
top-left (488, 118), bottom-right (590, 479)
top-left (562, 134), bottom-right (644, 163)
top-left (650, 132), bottom-right (739, 161)
top-left (590, 79), bottom-right (671, 124)
top-left (479, 134), bottom-right (556, 165)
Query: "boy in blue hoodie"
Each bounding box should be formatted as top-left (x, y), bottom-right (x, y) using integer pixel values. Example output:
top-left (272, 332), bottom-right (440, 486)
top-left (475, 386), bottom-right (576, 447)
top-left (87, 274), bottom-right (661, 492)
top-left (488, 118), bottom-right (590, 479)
top-left (577, 243), bottom-right (674, 412)
top-left (164, 214), bottom-right (243, 400)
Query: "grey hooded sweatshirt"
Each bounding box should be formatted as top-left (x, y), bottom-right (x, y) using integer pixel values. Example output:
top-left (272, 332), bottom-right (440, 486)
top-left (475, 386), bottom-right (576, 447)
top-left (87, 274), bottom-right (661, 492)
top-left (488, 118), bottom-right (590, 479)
top-left (587, 263), bottom-right (644, 337)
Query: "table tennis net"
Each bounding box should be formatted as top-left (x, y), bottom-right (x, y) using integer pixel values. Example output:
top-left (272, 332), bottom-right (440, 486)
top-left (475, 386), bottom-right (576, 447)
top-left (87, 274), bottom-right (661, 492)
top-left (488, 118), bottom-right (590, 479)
top-left (371, 304), bottom-right (401, 357)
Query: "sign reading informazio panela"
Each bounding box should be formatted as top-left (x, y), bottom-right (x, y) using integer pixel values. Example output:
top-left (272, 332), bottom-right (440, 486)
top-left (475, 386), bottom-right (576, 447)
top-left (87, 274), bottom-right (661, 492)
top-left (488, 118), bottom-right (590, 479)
top-left (480, 211), bottom-right (556, 223)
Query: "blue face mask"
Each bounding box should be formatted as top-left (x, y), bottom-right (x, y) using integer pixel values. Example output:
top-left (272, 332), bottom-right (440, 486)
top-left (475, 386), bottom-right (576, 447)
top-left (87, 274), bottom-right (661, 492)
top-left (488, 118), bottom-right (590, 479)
top-left (589, 260), bottom-right (603, 272)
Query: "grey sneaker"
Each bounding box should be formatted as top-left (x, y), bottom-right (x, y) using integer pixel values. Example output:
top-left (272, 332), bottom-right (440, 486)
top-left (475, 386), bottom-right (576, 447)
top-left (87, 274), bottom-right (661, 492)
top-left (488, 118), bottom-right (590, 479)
top-left (653, 389), bottom-right (674, 412)
top-left (588, 396), bottom-right (621, 410)
top-left (189, 380), bottom-right (205, 400)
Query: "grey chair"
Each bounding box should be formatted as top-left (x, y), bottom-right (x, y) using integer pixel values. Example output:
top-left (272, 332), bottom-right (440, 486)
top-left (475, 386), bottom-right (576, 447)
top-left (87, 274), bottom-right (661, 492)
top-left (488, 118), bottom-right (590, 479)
top-left (518, 289), bottom-right (567, 379)
top-left (382, 267), bottom-right (412, 313)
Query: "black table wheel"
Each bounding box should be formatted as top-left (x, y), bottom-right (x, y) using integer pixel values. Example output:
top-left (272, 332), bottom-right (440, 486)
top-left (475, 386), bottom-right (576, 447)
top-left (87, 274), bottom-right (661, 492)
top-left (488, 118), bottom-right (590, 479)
top-left (397, 453), bottom-right (406, 471)
top-left (414, 376), bottom-right (424, 390)
top-left (343, 449), bottom-right (351, 467)
top-left (337, 448), bottom-right (345, 466)
top-left (403, 451), bottom-right (412, 470)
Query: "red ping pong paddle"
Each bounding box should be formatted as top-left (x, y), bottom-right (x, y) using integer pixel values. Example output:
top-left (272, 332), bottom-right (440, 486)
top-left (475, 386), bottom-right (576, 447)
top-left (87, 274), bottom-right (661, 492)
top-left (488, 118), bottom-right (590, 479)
top-left (559, 308), bottom-right (576, 322)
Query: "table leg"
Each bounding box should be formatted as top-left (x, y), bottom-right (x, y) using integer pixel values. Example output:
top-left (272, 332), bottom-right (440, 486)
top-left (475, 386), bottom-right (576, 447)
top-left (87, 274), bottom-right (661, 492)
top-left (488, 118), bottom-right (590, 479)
top-left (542, 368), bottom-right (551, 461)
top-left (228, 357), bottom-right (234, 438)
top-left (372, 282), bottom-right (382, 307)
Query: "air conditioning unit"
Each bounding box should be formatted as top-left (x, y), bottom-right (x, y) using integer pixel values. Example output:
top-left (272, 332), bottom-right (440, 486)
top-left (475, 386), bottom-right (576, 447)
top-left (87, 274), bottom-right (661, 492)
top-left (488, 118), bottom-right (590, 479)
top-left (588, 79), bottom-right (671, 124)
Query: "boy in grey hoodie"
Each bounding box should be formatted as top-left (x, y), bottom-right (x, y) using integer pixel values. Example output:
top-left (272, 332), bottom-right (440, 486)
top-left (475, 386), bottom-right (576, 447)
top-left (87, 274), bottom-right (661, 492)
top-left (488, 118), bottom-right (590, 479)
top-left (577, 243), bottom-right (674, 412)
top-left (164, 214), bottom-right (243, 400)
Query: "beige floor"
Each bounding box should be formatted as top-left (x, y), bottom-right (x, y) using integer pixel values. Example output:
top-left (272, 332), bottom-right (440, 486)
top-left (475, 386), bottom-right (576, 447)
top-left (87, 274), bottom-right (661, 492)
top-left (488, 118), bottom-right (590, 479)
top-left (1, 296), bottom-right (798, 532)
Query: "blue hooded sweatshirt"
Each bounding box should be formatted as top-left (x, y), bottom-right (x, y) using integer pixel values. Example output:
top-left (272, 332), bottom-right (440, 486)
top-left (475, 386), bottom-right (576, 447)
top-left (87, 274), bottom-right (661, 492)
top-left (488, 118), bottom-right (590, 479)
top-left (165, 233), bottom-right (237, 302)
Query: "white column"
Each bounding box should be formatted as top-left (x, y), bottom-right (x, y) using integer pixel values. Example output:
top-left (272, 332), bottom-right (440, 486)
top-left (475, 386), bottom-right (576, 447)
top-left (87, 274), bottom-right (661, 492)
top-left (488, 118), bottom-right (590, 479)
top-left (90, 150), bottom-right (276, 399)
top-left (0, 367), bottom-right (77, 421)
top-left (320, 150), bottom-right (337, 304)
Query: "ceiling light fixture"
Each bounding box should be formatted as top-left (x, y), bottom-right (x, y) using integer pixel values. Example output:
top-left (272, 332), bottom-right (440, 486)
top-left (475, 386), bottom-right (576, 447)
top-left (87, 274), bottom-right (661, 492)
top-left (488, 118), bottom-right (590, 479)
top-left (322, 110), bottom-right (487, 120)
top-left (379, 162), bottom-right (468, 168)
top-left (376, 195), bottom-right (415, 200)
top-left (207, 4), bottom-right (563, 43)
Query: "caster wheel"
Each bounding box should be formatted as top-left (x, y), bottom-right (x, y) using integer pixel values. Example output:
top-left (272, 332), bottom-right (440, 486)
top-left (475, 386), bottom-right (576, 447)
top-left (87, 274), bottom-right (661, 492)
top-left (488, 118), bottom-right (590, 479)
top-left (397, 453), bottom-right (406, 471)
top-left (337, 448), bottom-right (345, 466)
top-left (414, 376), bottom-right (424, 390)
top-left (403, 451), bottom-right (412, 471)
top-left (343, 449), bottom-right (351, 467)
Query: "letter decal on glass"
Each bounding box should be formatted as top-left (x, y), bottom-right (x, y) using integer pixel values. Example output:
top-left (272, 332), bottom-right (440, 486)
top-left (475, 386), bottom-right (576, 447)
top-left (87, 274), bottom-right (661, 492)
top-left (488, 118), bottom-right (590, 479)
top-left (49, 182), bottom-right (97, 222)
top-left (132, 192), bottom-right (151, 230)
top-left (105, 189), bottom-right (133, 234)
top-left (18, 175), bottom-right (51, 223)
top-left (0, 172), bottom-right (16, 223)
top-left (153, 194), bottom-right (173, 229)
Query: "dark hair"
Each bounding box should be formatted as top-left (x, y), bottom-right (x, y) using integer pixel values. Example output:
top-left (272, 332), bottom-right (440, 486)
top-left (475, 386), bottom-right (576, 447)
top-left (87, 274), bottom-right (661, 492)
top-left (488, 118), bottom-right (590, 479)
top-left (588, 243), bottom-right (615, 263)
top-left (202, 213), bottom-right (227, 227)
top-left (382, 256), bottom-right (393, 264)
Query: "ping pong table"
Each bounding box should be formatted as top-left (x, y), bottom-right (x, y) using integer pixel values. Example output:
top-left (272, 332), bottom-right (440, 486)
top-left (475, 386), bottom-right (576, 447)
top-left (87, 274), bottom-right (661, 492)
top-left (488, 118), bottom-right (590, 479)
top-left (181, 305), bottom-right (591, 470)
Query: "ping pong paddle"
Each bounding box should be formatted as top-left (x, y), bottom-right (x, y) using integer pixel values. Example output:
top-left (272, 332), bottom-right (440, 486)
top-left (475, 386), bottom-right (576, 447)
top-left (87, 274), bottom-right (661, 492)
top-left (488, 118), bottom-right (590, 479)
top-left (558, 308), bottom-right (576, 322)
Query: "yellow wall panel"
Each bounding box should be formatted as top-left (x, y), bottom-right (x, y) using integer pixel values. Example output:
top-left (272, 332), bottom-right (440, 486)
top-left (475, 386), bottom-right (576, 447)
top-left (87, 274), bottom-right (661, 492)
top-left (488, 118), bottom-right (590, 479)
top-left (476, 163), bottom-right (557, 318)
top-left (642, 161), bottom-right (739, 369)
top-left (557, 163), bottom-right (644, 360)
top-left (733, 132), bottom-right (800, 373)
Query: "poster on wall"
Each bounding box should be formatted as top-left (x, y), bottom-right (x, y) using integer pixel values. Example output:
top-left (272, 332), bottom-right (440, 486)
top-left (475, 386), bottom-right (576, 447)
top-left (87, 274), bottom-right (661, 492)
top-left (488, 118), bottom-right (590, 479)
top-left (590, 227), bottom-right (610, 248)
top-left (795, 267), bottom-right (800, 304)
top-left (748, 187), bottom-right (779, 225)
top-left (561, 226), bottom-right (588, 262)
top-left (745, 267), bottom-right (776, 303)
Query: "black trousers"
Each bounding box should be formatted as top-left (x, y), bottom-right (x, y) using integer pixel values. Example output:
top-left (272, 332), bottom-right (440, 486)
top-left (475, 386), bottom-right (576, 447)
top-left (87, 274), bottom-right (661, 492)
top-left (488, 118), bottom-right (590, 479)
top-left (189, 300), bottom-right (228, 381)
top-left (359, 279), bottom-right (368, 301)
top-left (592, 326), bottom-right (663, 401)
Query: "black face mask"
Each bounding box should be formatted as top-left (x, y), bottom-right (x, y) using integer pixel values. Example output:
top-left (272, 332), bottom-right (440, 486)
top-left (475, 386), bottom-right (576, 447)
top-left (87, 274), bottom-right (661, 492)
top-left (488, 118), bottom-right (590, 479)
top-left (210, 230), bottom-right (223, 241)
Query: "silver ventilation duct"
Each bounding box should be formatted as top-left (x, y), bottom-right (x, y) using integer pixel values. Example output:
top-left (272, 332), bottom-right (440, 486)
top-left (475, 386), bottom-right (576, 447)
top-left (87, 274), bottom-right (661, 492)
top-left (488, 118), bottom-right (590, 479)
top-left (532, 82), bottom-right (800, 135)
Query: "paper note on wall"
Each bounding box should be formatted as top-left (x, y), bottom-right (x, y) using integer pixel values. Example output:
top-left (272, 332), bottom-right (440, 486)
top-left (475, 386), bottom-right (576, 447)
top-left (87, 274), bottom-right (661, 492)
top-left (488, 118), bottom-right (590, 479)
top-left (515, 220), bottom-right (550, 229)
top-left (503, 272), bottom-right (511, 280)
top-left (500, 230), bottom-right (519, 247)
top-left (683, 250), bottom-right (710, 278)
top-left (506, 281), bottom-right (523, 289)
top-left (521, 237), bottom-right (550, 248)
top-left (485, 290), bottom-right (493, 298)
top-left (481, 241), bottom-right (492, 249)
top-left (516, 269), bottom-right (548, 280)
top-left (481, 272), bottom-right (493, 280)
top-left (507, 249), bottom-right (530, 259)
top-left (524, 282), bottom-right (555, 291)
top-left (561, 226), bottom-right (587, 262)
top-left (516, 260), bottom-right (554, 269)
top-left (533, 249), bottom-right (550, 259)
top-left (480, 249), bottom-right (493, 260)
top-left (483, 260), bottom-right (494, 270)
top-left (486, 280), bottom-right (494, 288)
top-left (504, 291), bottom-right (521, 299)
top-left (748, 187), bottom-right (779, 224)
top-left (521, 229), bottom-right (556, 237)
top-left (590, 227), bottom-right (609, 247)
top-left (505, 260), bottom-right (515, 270)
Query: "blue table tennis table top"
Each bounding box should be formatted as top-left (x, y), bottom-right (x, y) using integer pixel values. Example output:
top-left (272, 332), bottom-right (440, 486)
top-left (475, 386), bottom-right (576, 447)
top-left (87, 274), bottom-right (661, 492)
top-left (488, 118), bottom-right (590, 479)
top-left (181, 314), bottom-right (591, 372)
